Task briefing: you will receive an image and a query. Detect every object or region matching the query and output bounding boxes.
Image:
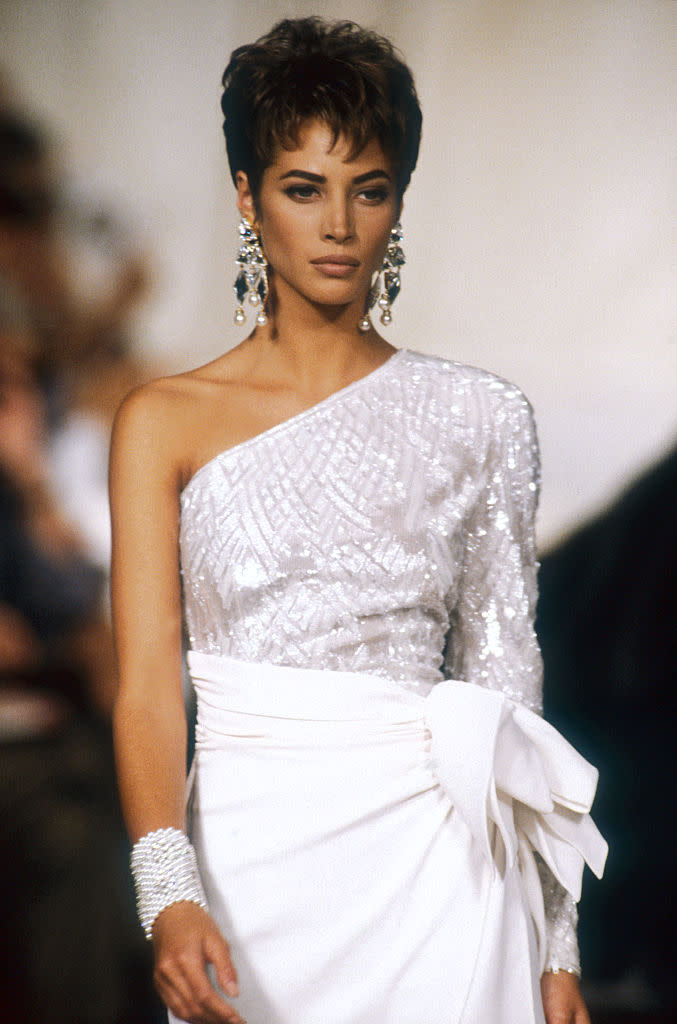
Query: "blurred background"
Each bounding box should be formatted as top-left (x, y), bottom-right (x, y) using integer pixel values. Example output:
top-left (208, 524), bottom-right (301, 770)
top-left (0, 1), bottom-right (674, 1021)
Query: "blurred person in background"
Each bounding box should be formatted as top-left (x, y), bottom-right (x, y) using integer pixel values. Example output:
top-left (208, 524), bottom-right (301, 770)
top-left (0, 281), bottom-right (161, 1024)
top-left (48, 195), bottom-right (156, 573)
top-left (0, 107), bottom-right (80, 404)
top-left (0, 94), bottom-right (162, 1023)
top-left (1, 99), bottom-right (157, 576)
top-left (0, 280), bottom-right (113, 711)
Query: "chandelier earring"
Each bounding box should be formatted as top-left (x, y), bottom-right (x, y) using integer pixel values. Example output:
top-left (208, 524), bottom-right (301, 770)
top-left (358, 222), bottom-right (405, 332)
top-left (233, 218), bottom-right (269, 326)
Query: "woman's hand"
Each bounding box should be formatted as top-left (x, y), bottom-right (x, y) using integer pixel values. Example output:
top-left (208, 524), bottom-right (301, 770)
top-left (541, 970), bottom-right (591, 1024)
top-left (152, 901), bottom-right (245, 1024)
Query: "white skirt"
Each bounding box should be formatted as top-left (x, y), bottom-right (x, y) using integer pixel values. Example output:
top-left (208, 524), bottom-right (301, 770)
top-left (170, 653), bottom-right (606, 1024)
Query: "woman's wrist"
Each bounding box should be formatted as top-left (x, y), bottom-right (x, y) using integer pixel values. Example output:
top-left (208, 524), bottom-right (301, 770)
top-left (130, 826), bottom-right (207, 939)
top-left (542, 965), bottom-right (581, 978)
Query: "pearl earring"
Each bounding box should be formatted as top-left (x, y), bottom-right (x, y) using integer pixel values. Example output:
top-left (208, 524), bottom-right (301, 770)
top-left (358, 222), bottom-right (405, 332)
top-left (233, 218), bottom-right (268, 326)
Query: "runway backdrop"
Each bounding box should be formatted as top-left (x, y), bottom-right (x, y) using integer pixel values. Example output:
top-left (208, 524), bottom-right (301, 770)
top-left (2, 0), bottom-right (675, 546)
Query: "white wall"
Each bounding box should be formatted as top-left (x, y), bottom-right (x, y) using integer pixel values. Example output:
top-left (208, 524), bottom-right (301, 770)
top-left (2, 0), bottom-right (675, 545)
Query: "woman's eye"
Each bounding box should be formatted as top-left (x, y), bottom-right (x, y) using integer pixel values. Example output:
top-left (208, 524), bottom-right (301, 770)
top-left (358, 188), bottom-right (389, 204)
top-left (285, 185), bottom-right (318, 201)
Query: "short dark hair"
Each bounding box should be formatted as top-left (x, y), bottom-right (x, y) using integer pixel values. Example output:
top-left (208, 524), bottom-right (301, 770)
top-left (220, 17), bottom-right (422, 202)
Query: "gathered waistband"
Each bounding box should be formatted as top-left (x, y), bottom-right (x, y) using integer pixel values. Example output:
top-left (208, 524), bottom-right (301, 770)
top-left (187, 650), bottom-right (428, 722)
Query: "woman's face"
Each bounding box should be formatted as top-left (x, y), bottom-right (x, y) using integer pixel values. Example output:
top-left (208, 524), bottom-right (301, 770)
top-left (237, 120), bottom-right (400, 318)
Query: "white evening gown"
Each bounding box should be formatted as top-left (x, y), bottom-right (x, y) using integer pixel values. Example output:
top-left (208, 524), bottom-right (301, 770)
top-left (176, 349), bottom-right (606, 1024)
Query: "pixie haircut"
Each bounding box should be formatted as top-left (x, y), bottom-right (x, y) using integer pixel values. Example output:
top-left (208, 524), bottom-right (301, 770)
top-left (221, 17), bottom-right (422, 202)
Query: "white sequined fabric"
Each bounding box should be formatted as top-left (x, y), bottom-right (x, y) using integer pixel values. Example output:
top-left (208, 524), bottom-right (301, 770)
top-left (180, 348), bottom-right (579, 973)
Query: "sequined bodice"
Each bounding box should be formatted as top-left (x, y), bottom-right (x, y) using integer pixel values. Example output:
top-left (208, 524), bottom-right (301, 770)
top-left (180, 350), bottom-right (540, 708)
top-left (179, 347), bottom-right (579, 972)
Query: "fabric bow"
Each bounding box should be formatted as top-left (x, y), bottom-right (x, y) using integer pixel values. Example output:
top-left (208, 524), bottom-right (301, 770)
top-left (424, 679), bottom-right (608, 969)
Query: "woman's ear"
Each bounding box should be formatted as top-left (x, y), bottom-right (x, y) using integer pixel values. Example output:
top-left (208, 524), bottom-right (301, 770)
top-left (236, 171), bottom-right (256, 224)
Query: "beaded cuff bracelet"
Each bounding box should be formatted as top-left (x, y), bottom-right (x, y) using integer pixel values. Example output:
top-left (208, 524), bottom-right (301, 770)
top-left (130, 827), bottom-right (207, 939)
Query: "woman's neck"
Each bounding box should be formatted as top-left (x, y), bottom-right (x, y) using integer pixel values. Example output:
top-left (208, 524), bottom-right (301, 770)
top-left (246, 287), bottom-right (395, 397)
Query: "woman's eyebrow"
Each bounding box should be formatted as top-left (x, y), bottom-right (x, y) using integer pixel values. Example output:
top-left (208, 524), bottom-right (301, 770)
top-left (279, 170), bottom-right (325, 182)
top-left (278, 168), bottom-right (392, 184)
top-left (353, 169), bottom-right (392, 184)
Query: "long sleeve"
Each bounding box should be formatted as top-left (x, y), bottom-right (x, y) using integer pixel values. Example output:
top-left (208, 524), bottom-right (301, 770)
top-left (443, 382), bottom-right (581, 975)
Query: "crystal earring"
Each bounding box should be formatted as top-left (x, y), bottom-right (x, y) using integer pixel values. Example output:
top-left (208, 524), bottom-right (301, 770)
top-left (358, 222), bottom-right (405, 332)
top-left (233, 218), bottom-right (268, 326)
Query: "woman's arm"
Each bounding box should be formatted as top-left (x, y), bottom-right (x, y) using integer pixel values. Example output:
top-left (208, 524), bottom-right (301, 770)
top-left (110, 383), bottom-right (188, 838)
top-left (110, 383), bottom-right (244, 1024)
top-left (444, 382), bottom-right (590, 1024)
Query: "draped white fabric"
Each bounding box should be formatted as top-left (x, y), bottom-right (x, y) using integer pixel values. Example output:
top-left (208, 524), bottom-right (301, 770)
top-left (173, 652), bottom-right (606, 1024)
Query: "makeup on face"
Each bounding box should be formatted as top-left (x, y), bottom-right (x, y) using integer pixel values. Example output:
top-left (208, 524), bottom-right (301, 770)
top-left (239, 121), bottom-right (399, 315)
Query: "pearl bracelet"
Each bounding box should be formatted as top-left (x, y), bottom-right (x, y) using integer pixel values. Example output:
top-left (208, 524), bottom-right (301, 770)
top-left (130, 827), bottom-right (207, 940)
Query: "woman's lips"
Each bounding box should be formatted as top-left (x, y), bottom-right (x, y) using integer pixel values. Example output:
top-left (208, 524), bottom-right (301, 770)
top-left (310, 255), bottom-right (360, 277)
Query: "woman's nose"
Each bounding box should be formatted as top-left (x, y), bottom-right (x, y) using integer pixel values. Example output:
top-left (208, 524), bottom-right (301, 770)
top-left (322, 197), bottom-right (355, 243)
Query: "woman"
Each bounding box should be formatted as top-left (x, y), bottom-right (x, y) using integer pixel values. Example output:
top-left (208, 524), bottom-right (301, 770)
top-left (110, 18), bottom-right (606, 1024)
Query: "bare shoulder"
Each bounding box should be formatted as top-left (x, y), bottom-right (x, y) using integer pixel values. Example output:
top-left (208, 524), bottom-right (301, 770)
top-left (111, 346), bottom-right (254, 489)
top-left (111, 374), bottom-right (201, 490)
top-left (112, 374), bottom-right (191, 452)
